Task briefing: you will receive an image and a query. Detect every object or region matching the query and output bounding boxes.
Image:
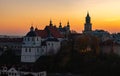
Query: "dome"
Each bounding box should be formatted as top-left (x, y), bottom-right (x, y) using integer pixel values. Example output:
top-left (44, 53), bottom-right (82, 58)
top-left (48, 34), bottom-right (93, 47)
top-left (26, 26), bottom-right (37, 37)
top-left (26, 31), bottom-right (37, 37)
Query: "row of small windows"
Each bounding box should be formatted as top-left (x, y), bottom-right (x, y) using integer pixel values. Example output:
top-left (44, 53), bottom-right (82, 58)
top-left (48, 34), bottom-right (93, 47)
top-left (1, 72), bottom-right (17, 76)
top-left (25, 48), bottom-right (40, 52)
top-left (8, 72), bottom-right (17, 76)
top-left (38, 72), bottom-right (45, 76)
top-left (24, 37), bottom-right (39, 41)
top-left (25, 48), bottom-right (31, 52)
top-left (48, 43), bottom-right (54, 46)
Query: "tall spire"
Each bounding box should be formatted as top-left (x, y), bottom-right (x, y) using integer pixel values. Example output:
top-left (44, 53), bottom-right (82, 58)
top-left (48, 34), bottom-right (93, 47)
top-left (59, 21), bottom-right (62, 28)
top-left (86, 11), bottom-right (91, 23)
top-left (35, 26), bottom-right (38, 31)
top-left (49, 19), bottom-right (53, 26)
top-left (67, 21), bottom-right (70, 27)
top-left (30, 26), bottom-right (34, 31)
top-left (87, 11), bottom-right (90, 17)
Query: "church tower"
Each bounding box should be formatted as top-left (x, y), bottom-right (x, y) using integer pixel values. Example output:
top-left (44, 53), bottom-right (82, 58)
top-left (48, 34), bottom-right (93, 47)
top-left (83, 12), bottom-right (92, 33)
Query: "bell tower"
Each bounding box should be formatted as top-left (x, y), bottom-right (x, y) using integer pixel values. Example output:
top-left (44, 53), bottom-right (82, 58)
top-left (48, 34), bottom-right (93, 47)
top-left (84, 12), bottom-right (92, 33)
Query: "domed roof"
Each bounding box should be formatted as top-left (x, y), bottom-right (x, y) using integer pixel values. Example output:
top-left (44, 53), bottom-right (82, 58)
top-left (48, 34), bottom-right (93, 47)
top-left (26, 31), bottom-right (37, 37)
top-left (26, 26), bottom-right (37, 37)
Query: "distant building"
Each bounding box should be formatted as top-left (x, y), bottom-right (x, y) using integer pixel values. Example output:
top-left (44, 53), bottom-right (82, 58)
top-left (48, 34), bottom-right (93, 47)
top-left (100, 39), bottom-right (120, 55)
top-left (92, 30), bottom-right (110, 42)
top-left (111, 33), bottom-right (120, 44)
top-left (0, 66), bottom-right (46, 76)
top-left (0, 37), bottom-right (23, 56)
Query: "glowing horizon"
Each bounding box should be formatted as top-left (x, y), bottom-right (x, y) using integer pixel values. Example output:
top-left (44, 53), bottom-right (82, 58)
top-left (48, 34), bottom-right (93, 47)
top-left (0, 0), bottom-right (120, 35)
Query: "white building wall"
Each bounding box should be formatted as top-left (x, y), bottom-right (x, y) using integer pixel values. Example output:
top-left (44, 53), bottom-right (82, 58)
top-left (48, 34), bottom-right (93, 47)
top-left (7, 68), bottom-right (20, 76)
top-left (0, 67), bottom-right (46, 76)
top-left (21, 47), bottom-right (43, 62)
top-left (21, 36), bottom-right (43, 62)
top-left (46, 41), bottom-right (60, 55)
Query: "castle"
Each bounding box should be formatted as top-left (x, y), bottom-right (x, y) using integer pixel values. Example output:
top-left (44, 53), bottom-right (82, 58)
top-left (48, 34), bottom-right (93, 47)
top-left (21, 20), bottom-right (70, 62)
top-left (0, 12), bottom-right (113, 63)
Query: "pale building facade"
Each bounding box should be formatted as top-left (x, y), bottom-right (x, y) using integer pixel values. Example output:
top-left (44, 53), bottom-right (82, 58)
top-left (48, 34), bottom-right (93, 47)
top-left (21, 20), bottom-right (63, 63)
top-left (0, 66), bottom-right (46, 76)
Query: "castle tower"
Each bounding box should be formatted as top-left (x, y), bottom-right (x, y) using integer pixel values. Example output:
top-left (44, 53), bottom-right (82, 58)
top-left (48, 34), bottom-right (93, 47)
top-left (84, 12), bottom-right (92, 33)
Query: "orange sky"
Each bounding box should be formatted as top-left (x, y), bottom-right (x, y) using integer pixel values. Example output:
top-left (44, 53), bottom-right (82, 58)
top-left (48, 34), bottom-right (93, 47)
top-left (0, 0), bottom-right (120, 35)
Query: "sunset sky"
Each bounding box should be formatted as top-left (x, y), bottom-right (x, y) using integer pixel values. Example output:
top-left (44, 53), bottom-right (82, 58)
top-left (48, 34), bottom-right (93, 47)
top-left (0, 0), bottom-right (120, 35)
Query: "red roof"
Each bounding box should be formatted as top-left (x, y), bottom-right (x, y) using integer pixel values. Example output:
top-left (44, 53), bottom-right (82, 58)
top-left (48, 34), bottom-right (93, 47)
top-left (35, 30), bottom-right (48, 38)
top-left (35, 26), bottom-right (63, 38)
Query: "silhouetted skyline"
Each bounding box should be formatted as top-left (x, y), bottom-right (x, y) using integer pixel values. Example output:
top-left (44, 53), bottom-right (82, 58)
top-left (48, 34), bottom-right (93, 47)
top-left (0, 0), bottom-right (120, 35)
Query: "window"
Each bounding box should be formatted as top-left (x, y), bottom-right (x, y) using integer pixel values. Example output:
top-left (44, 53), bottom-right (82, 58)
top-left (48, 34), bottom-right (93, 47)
top-left (39, 73), bottom-right (44, 76)
top-left (32, 37), bottom-right (34, 41)
top-left (25, 48), bottom-right (27, 52)
top-left (12, 72), bottom-right (14, 75)
top-left (9, 73), bottom-right (11, 75)
top-left (52, 43), bottom-right (53, 46)
top-left (15, 73), bottom-right (16, 76)
top-left (48, 43), bottom-right (50, 46)
top-left (29, 48), bottom-right (31, 52)
top-left (4, 67), bottom-right (7, 70)
top-left (37, 48), bottom-right (39, 52)
top-left (28, 37), bottom-right (30, 41)
top-left (37, 37), bottom-right (38, 41)
top-left (24, 38), bottom-right (26, 41)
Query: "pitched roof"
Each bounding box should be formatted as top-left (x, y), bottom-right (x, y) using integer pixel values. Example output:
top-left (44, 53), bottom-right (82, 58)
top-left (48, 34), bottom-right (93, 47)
top-left (35, 30), bottom-right (47, 38)
top-left (45, 26), bottom-right (63, 38)
top-left (35, 26), bottom-right (63, 38)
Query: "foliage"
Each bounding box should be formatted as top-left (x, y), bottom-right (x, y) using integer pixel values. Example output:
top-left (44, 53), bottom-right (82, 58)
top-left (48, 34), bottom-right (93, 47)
top-left (0, 49), bottom-right (20, 64)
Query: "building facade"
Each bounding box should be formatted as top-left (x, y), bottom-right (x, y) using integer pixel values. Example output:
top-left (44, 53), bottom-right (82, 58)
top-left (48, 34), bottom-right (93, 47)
top-left (0, 66), bottom-right (46, 76)
top-left (21, 20), bottom-right (68, 62)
